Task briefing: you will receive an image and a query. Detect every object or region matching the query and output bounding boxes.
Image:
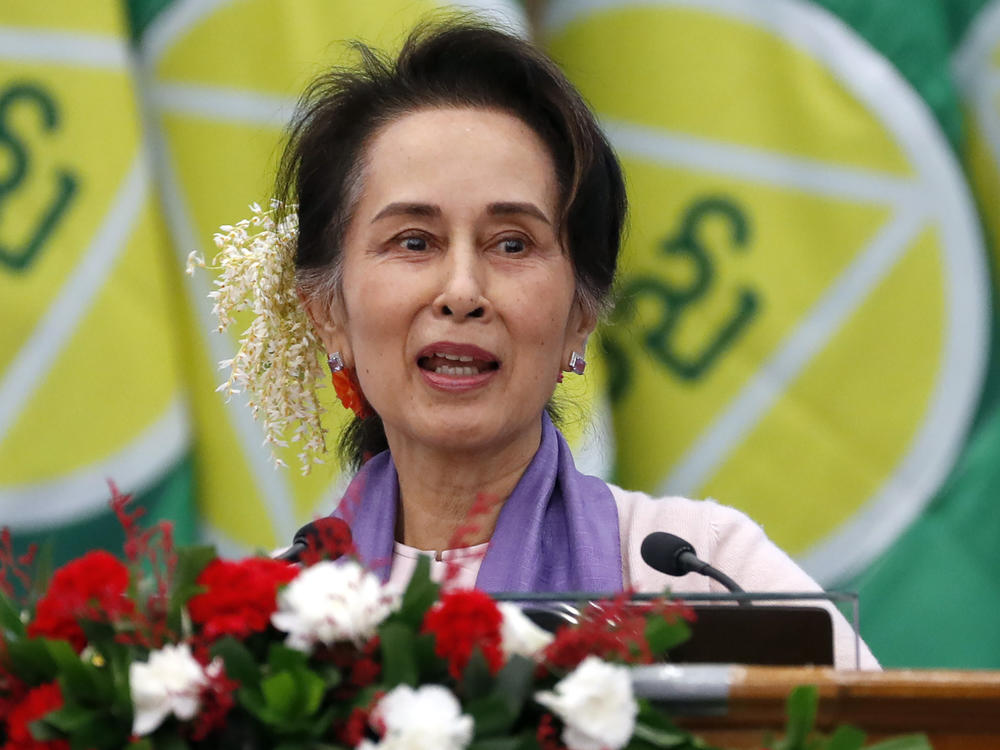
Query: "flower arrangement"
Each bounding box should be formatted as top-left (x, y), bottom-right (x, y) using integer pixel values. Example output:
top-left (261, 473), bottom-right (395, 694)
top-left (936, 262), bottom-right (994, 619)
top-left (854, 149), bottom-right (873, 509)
top-left (1, 488), bottom-right (929, 750)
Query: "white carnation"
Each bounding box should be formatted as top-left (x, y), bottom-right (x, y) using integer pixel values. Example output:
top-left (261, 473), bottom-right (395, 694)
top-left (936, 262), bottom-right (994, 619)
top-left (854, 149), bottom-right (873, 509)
top-left (535, 656), bottom-right (637, 750)
top-left (271, 560), bottom-right (397, 650)
top-left (359, 684), bottom-right (473, 750)
top-left (129, 644), bottom-right (208, 736)
top-left (498, 603), bottom-right (554, 659)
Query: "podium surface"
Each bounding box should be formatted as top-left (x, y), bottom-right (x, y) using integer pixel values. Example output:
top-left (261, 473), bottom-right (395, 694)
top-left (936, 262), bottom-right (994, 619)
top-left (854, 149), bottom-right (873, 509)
top-left (672, 667), bottom-right (1000, 749)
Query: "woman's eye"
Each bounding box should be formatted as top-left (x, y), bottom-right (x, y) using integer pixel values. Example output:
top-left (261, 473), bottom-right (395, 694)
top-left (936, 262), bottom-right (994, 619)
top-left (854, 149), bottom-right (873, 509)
top-left (498, 237), bottom-right (526, 254)
top-left (400, 235), bottom-right (428, 252)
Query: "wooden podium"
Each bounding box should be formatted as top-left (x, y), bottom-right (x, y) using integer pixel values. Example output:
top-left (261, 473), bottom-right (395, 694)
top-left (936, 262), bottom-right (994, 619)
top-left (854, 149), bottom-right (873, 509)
top-left (670, 667), bottom-right (1000, 749)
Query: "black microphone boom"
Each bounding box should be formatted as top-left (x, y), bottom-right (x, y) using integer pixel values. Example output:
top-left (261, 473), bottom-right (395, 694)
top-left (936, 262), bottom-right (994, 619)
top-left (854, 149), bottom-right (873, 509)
top-left (640, 531), bottom-right (746, 595)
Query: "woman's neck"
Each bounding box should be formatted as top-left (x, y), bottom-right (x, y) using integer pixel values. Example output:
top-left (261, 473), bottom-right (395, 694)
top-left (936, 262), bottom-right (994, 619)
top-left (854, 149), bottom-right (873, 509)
top-left (385, 425), bottom-right (541, 551)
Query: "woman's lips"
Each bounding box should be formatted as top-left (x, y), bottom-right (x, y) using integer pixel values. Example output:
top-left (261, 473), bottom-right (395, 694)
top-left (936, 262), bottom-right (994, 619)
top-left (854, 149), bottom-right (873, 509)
top-left (417, 342), bottom-right (500, 391)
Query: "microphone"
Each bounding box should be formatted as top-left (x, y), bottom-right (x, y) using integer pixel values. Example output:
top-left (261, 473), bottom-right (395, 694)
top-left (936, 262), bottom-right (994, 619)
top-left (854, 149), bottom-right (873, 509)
top-left (640, 531), bottom-right (746, 596)
top-left (275, 517), bottom-right (353, 563)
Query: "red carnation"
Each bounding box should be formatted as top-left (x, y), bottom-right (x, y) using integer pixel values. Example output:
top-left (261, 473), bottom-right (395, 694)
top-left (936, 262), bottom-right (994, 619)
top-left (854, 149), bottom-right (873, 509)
top-left (421, 589), bottom-right (503, 679)
top-left (542, 596), bottom-right (695, 671)
top-left (2, 682), bottom-right (70, 750)
top-left (188, 557), bottom-right (298, 641)
top-left (27, 551), bottom-right (132, 652)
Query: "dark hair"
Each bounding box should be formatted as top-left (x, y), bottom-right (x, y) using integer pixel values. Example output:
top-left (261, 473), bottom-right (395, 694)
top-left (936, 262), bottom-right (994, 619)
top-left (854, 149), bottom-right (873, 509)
top-left (277, 17), bottom-right (627, 469)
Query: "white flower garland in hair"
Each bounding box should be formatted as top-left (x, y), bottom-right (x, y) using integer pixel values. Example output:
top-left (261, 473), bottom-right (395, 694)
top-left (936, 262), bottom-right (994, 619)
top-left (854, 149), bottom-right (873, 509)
top-left (187, 200), bottom-right (327, 474)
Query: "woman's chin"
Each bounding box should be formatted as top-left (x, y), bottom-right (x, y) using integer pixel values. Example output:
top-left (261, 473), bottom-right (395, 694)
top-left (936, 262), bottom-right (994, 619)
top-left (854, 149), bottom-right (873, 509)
top-left (386, 409), bottom-right (540, 459)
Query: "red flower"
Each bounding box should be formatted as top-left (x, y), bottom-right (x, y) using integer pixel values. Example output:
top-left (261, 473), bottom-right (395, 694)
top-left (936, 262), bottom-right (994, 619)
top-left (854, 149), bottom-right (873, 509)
top-left (188, 664), bottom-right (239, 742)
top-left (332, 368), bottom-right (372, 419)
top-left (2, 682), bottom-right (70, 750)
top-left (542, 595), bottom-right (694, 671)
top-left (536, 713), bottom-right (566, 750)
top-left (27, 551), bottom-right (132, 652)
top-left (188, 558), bottom-right (298, 641)
top-left (342, 706), bottom-right (370, 747)
top-left (422, 589), bottom-right (503, 679)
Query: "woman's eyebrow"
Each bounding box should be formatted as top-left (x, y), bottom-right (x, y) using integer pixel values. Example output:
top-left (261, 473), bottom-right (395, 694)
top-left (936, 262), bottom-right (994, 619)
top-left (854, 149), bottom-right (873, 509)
top-left (371, 202), bottom-right (440, 223)
top-left (487, 201), bottom-right (551, 225)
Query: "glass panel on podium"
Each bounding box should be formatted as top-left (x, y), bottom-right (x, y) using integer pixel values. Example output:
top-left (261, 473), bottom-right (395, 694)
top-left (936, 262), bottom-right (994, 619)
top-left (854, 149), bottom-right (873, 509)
top-left (493, 591), bottom-right (861, 669)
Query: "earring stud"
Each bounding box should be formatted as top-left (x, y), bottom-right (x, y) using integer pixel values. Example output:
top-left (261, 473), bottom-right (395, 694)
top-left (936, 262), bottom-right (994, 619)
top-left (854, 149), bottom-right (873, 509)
top-left (569, 351), bottom-right (586, 375)
top-left (327, 352), bottom-right (344, 373)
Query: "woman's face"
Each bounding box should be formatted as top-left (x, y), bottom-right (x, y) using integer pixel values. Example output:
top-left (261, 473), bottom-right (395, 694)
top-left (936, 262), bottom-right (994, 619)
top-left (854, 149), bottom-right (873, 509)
top-left (316, 107), bottom-right (592, 456)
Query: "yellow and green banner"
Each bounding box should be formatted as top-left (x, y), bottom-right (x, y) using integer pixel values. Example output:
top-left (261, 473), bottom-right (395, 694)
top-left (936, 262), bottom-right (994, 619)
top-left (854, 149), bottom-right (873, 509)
top-left (0, 0), bottom-right (194, 560)
top-left (544, 0), bottom-right (1000, 668)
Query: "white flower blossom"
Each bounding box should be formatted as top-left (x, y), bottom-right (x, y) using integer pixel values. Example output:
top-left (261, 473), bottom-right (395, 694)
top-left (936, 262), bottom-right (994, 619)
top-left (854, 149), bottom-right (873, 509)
top-left (187, 201), bottom-right (328, 474)
top-left (129, 644), bottom-right (208, 736)
top-left (535, 656), bottom-right (637, 750)
top-left (498, 603), bottom-right (554, 659)
top-left (358, 684), bottom-right (473, 750)
top-left (271, 560), bottom-right (397, 650)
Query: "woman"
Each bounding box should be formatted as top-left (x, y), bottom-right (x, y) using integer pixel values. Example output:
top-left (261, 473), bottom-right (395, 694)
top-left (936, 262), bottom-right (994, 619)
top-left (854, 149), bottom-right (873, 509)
top-left (209, 18), bottom-right (876, 669)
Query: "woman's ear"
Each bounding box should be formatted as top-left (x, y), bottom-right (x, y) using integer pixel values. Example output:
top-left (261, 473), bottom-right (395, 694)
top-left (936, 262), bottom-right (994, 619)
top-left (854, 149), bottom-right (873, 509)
top-left (299, 287), bottom-right (353, 365)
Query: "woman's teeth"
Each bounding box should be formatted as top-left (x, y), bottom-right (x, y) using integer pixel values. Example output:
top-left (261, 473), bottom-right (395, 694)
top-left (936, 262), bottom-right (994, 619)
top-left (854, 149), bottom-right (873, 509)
top-left (432, 351), bottom-right (480, 375)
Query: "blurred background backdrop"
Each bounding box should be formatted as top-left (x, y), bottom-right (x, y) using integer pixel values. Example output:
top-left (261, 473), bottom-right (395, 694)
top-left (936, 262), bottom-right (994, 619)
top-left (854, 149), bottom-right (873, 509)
top-left (2, 0), bottom-right (999, 668)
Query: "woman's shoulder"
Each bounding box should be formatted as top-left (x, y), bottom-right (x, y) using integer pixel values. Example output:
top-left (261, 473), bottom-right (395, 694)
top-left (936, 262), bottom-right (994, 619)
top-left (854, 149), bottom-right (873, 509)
top-left (607, 484), bottom-right (765, 570)
top-left (606, 483), bottom-right (819, 596)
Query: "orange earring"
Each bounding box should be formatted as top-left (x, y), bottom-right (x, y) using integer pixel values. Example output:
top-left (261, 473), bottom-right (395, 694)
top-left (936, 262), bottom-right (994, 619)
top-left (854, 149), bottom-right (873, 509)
top-left (328, 352), bottom-right (373, 419)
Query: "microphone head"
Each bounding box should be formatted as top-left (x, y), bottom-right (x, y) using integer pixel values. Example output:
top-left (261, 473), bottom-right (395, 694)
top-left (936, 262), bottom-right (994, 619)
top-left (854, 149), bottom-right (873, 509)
top-left (293, 517), bottom-right (354, 560)
top-left (640, 532), bottom-right (697, 577)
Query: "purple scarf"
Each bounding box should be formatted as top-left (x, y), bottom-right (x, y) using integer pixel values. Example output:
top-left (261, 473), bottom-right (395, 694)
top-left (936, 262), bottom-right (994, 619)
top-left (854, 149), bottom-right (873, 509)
top-left (336, 413), bottom-right (623, 593)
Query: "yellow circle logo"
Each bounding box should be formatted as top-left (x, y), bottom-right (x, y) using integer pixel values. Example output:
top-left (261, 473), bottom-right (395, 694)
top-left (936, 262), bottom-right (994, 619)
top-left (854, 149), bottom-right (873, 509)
top-left (545, 0), bottom-right (989, 582)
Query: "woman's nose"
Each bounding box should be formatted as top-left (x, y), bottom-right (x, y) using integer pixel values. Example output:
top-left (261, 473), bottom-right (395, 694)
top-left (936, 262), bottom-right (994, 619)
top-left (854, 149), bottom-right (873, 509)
top-left (434, 248), bottom-right (490, 320)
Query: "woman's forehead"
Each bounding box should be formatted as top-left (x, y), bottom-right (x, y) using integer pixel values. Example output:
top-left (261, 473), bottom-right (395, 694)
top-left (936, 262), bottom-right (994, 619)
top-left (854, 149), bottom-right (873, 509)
top-left (354, 107), bottom-right (560, 220)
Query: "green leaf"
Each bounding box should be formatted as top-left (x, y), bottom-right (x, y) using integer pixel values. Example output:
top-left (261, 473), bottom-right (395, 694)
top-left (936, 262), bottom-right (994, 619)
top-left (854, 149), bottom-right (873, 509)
top-left (27, 718), bottom-right (65, 741)
top-left (42, 704), bottom-right (98, 733)
top-left (462, 648), bottom-right (495, 699)
top-left (6, 637), bottom-right (59, 683)
top-left (211, 636), bottom-right (261, 689)
top-left (0, 590), bottom-right (26, 637)
top-left (824, 725), bottom-right (866, 750)
top-left (168, 544), bottom-right (216, 629)
top-left (645, 616), bottom-right (691, 656)
top-left (125, 740), bottom-right (153, 750)
top-left (307, 705), bottom-right (338, 739)
top-left (466, 693), bottom-right (516, 736)
top-left (393, 555), bottom-right (439, 628)
top-left (296, 667), bottom-right (327, 717)
top-left (261, 670), bottom-right (299, 719)
top-left (56, 710), bottom-right (127, 750)
top-left (45, 639), bottom-right (111, 704)
top-left (268, 643), bottom-right (309, 673)
top-left (864, 735), bottom-right (933, 750)
top-left (413, 631), bottom-right (444, 680)
top-left (469, 737), bottom-right (529, 750)
top-left (154, 732), bottom-right (192, 750)
top-left (174, 544), bottom-right (217, 590)
top-left (379, 621), bottom-right (418, 687)
top-left (631, 722), bottom-right (697, 748)
top-left (782, 685), bottom-right (819, 749)
top-left (29, 541), bottom-right (55, 603)
top-left (494, 655), bottom-right (535, 716)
